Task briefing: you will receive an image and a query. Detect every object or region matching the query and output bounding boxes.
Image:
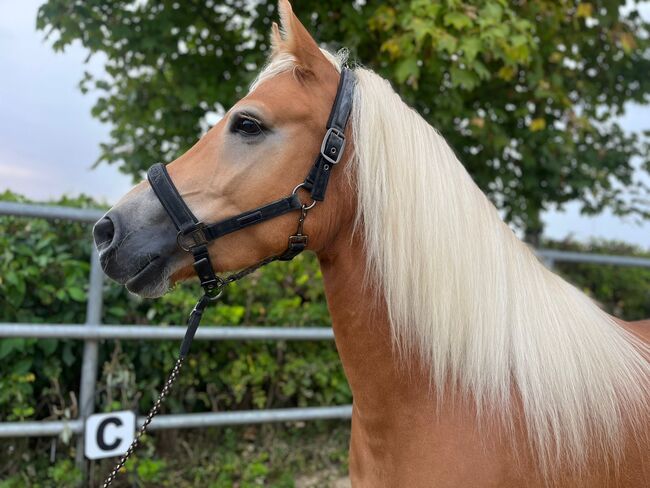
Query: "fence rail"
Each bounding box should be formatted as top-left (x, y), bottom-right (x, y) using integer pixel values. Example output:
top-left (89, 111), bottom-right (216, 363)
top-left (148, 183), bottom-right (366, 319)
top-left (1, 201), bottom-right (649, 466)
top-left (0, 323), bottom-right (335, 340)
top-left (0, 406), bottom-right (354, 438)
top-left (0, 200), bottom-right (104, 222)
top-left (536, 248), bottom-right (650, 268)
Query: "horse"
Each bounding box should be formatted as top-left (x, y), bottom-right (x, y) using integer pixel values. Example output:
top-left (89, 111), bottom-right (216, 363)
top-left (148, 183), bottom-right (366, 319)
top-left (93, 1), bottom-right (650, 486)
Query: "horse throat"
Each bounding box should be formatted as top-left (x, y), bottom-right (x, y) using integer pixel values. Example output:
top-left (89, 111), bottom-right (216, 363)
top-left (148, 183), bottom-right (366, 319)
top-left (318, 230), bottom-right (419, 411)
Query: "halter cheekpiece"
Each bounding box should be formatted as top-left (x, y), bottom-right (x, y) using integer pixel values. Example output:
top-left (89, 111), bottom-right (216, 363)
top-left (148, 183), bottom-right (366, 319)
top-left (102, 68), bottom-right (355, 486)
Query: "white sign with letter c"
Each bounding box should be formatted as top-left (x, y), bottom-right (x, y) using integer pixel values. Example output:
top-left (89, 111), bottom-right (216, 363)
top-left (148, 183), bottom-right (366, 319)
top-left (84, 411), bottom-right (135, 460)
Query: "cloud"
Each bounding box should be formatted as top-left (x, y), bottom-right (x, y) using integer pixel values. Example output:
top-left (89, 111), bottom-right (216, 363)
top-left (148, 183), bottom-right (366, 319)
top-left (0, 163), bottom-right (42, 180)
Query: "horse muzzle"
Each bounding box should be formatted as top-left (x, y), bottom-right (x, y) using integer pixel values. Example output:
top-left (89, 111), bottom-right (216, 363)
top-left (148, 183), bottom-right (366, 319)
top-left (92, 187), bottom-right (181, 297)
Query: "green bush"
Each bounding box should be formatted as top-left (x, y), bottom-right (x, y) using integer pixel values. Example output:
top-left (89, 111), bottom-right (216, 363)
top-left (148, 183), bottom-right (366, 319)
top-left (0, 191), bottom-right (348, 422)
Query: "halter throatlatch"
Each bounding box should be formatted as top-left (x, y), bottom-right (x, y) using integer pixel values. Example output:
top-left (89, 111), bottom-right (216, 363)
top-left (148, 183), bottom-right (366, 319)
top-left (102, 69), bottom-right (355, 487)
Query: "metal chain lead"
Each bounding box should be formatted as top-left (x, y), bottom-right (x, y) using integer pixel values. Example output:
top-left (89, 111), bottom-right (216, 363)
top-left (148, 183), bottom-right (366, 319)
top-left (222, 254), bottom-right (282, 285)
top-left (102, 357), bottom-right (185, 487)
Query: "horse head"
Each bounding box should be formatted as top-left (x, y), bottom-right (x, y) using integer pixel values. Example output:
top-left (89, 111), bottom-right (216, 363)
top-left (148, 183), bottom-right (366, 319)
top-left (93, 0), bottom-right (353, 298)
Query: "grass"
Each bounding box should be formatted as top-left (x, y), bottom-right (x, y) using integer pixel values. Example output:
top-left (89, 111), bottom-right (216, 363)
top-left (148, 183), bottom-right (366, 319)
top-left (1, 421), bottom-right (351, 487)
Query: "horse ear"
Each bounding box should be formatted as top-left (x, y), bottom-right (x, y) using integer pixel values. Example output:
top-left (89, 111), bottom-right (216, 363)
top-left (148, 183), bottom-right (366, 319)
top-left (271, 0), bottom-right (327, 73)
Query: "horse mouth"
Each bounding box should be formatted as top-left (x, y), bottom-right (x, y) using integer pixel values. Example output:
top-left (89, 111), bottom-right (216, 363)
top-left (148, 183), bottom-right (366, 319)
top-left (125, 256), bottom-right (165, 295)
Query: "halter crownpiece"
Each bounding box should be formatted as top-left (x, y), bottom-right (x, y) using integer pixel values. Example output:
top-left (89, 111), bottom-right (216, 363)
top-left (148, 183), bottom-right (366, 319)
top-left (102, 68), bottom-right (355, 487)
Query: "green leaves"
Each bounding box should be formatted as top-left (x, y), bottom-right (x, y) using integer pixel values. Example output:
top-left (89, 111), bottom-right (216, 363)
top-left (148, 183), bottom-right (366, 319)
top-left (443, 12), bottom-right (473, 30)
top-left (479, 2), bottom-right (504, 24)
top-left (67, 286), bottom-right (86, 302)
top-left (460, 37), bottom-right (481, 62)
top-left (575, 3), bottom-right (594, 19)
top-left (450, 66), bottom-right (478, 90)
top-left (0, 338), bottom-right (26, 360)
top-left (365, 0), bottom-right (650, 234)
top-left (395, 57), bottom-right (419, 85)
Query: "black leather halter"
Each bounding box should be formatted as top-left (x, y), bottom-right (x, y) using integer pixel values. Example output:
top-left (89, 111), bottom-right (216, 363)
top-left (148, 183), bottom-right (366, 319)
top-left (147, 68), bottom-right (355, 301)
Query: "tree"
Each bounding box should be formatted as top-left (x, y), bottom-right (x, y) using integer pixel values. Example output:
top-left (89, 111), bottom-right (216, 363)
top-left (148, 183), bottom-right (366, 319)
top-left (37, 0), bottom-right (650, 238)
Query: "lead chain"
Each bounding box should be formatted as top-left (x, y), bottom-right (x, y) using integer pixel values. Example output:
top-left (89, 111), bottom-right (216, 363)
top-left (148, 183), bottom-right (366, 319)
top-left (102, 356), bottom-right (185, 487)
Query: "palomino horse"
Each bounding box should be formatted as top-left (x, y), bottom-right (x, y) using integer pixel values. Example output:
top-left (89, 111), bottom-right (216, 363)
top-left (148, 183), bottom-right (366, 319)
top-left (94, 1), bottom-right (649, 486)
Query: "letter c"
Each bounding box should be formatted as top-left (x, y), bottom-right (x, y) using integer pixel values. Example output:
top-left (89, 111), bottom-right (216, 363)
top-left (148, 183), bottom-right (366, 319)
top-left (97, 417), bottom-right (123, 451)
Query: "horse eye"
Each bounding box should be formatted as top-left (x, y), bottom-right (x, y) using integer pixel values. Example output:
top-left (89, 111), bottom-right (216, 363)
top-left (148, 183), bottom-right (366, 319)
top-left (234, 117), bottom-right (262, 136)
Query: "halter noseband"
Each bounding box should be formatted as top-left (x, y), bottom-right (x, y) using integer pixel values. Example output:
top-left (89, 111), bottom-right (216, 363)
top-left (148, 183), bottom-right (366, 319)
top-left (147, 68), bottom-right (355, 300)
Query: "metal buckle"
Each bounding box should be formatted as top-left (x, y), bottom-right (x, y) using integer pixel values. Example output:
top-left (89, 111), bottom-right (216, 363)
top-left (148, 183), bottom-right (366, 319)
top-left (320, 128), bottom-right (345, 165)
top-left (176, 223), bottom-right (208, 251)
top-left (288, 234), bottom-right (308, 246)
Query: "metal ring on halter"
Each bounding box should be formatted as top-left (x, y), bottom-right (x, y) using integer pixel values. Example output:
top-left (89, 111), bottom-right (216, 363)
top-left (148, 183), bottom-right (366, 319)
top-left (292, 183), bottom-right (317, 210)
top-left (206, 286), bottom-right (224, 301)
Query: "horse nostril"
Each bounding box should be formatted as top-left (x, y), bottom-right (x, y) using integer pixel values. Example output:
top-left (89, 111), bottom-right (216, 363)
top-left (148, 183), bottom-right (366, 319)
top-left (93, 216), bottom-right (116, 252)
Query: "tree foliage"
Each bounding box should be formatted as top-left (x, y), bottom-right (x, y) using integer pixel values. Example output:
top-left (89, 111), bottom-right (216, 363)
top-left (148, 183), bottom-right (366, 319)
top-left (36, 0), bottom-right (650, 235)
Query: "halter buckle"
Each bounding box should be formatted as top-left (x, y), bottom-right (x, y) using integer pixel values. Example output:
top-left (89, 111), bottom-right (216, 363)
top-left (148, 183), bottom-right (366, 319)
top-left (177, 223), bottom-right (208, 251)
top-left (320, 128), bottom-right (345, 165)
top-left (288, 234), bottom-right (308, 246)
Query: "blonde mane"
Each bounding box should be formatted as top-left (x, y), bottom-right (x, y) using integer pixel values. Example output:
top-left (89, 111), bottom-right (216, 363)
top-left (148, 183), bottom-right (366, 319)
top-left (351, 67), bottom-right (649, 473)
top-left (253, 52), bottom-right (650, 476)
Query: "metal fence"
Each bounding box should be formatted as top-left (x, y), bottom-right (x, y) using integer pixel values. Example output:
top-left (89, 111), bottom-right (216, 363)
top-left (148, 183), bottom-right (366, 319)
top-left (1, 201), bottom-right (649, 460)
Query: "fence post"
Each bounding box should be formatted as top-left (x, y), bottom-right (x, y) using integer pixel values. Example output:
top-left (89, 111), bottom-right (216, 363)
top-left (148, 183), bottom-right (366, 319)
top-left (75, 248), bottom-right (104, 479)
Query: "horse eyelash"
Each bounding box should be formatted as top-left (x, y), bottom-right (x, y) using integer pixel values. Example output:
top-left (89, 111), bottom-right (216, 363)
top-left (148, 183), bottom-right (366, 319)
top-left (230, 112), bottom-right (267, 134)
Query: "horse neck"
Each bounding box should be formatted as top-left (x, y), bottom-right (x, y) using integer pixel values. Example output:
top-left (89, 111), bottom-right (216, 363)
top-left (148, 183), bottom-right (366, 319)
top-left (317, 229), bottom-right (433, 414)
top-left (315, 234), bottom-right (644, 486)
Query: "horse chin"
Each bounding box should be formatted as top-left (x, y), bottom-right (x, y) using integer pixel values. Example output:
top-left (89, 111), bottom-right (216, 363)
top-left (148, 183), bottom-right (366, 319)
top-left (124, 258), bottom-right (172, 299)
top-left (126, 279), bottom-right (170, 299)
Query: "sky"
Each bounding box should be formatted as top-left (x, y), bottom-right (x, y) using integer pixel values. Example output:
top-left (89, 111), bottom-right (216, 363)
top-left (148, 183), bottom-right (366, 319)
top-left (0, 0), bottom-right (648, 249)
